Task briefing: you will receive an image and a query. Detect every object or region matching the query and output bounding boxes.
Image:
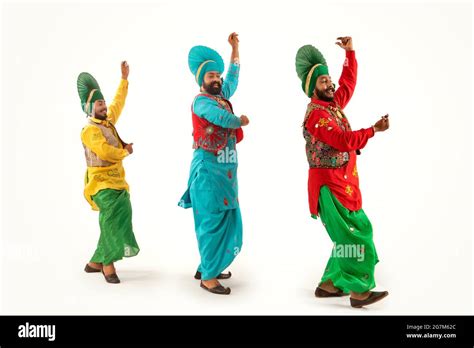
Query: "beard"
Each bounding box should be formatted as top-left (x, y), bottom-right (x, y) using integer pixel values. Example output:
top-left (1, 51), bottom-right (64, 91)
top-left (93, 109), bottom-right (107, 120)
top-left (203, 80), bottom-right (222, 95)
top-left (315, 85), bottom-right (335, 102)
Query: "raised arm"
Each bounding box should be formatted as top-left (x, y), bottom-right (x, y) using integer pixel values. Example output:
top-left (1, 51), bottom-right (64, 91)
top-left (334, 37), bottom-right (357, 110)
top-left (222, 63), bottom-right (240, 99)
top-left (221, 32), bottom-right (240, 99)
top-left (107, 61), bottom-right (129, 125)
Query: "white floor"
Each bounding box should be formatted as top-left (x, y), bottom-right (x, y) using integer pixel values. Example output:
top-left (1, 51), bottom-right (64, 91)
top-left (2, 249), bottom-right (393, 315)
top-left (2, 207), bottom-right (470, 316)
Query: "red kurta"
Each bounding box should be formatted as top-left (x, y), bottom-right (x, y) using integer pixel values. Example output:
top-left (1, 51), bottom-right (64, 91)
top-left (304, 50), bottom-right (375, 216)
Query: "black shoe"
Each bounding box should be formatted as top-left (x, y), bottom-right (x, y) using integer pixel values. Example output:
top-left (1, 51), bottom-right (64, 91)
top-left (200, 281), bottom-right (231, 295)
top-left (84, 264), bottom-right (102, 273)
top-left (350, 291), bottom-right (389, 308)
top-left (101, 269), bottom-right (121, 284)
top-left (315, 286), bottom-right (349, 298)
top-left (194, 271), bottom-right (232, 280)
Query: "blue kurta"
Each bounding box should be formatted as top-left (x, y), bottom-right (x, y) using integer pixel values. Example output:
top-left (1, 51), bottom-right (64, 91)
top-left (179, 63), bottom-right (243, 280)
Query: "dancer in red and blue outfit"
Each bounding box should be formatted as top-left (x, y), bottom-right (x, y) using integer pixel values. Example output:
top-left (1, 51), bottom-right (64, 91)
top-left (179, 33), bottom-right (250, 295)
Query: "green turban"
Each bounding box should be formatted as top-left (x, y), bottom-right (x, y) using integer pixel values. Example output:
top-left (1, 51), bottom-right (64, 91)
top-left (295, 45), bottom-right (329, 97)
top-left (77, 72), bottom-right (105, 115)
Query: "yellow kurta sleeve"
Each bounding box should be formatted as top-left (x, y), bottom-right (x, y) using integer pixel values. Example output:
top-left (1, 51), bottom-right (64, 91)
top-left (107, 79), bottom-right (129, 125)
top-left (81, 125), bottom-right (129, 163)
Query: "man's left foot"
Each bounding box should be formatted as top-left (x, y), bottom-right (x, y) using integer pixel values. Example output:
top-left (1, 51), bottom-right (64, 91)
top-left (194, 271), bottom-right (232, 280)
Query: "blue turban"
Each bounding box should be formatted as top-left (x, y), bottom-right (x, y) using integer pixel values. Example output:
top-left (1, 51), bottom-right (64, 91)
top-left (188, 45), bottom-right (224, 86)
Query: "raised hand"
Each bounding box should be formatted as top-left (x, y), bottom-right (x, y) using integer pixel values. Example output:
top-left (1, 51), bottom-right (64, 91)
top-left (228, 32), bottom-right (239, 49)
top-left (121, 61), bottom-right (129, 80)
top-left (229, 33), bottom-right (240, 63)
top-left (335, 36), bottom-right (353, 51)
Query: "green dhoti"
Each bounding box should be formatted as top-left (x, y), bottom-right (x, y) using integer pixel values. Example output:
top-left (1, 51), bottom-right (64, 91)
top-left (318, 185), bottom-right (379, 293)
top-left (90, 189), bottom-right (140, 265)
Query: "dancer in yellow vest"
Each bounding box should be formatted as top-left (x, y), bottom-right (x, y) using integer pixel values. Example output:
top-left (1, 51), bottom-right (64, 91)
top-left (78, 61), bottom-right (139, 284)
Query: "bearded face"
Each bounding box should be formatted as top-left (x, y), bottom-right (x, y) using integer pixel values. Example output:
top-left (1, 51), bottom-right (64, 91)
top-left (314, 75), bottom-right (335, 102)
top-left (202, 71), bottom-right (222, 95)
top-left (92, 100), bottom-right (108, 119)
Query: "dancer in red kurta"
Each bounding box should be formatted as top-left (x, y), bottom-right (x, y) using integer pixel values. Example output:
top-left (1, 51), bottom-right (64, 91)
top-left (305, 49), bottom-right (373, 217)
top-left (297, 37), bottom-right (390, 308)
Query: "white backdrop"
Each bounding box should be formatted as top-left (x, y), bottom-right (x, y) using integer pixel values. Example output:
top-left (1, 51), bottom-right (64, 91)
top-left (1, 0), bottom-right (472, 314)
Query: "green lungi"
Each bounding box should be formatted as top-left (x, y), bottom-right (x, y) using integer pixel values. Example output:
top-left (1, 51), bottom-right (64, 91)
top-left (90, 189), bottom-right (140, 265)
top-left (318, 185), bottom-right (379, 293)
